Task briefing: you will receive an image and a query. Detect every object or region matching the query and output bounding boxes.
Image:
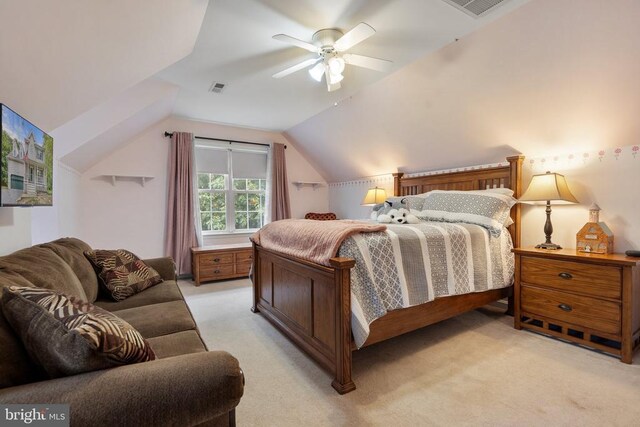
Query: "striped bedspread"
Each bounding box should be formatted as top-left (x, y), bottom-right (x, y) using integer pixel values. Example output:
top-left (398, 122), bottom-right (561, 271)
top-left (338, 222), bottom-right (514, 348)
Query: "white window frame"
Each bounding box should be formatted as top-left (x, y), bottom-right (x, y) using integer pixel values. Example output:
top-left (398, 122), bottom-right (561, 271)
top-left (198, 146), bottom-right (268, 236)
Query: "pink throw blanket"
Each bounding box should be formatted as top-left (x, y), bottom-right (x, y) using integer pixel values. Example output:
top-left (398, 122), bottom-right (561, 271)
top-left (250, 219), bottom-right (387, 266)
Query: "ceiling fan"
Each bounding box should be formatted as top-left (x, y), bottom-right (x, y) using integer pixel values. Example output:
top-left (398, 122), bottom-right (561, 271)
top-left (272, 22), bottom-right (392, 92)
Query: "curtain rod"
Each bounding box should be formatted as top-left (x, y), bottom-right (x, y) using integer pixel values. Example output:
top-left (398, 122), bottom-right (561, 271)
top-left (163, 132), bottom-right (286, 149)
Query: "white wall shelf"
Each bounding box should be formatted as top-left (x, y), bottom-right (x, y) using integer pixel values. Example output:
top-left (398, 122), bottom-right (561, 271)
top-left (101, 175), bottom-right (154, 187)
top-left (292, 181), bottom-right (324, 190)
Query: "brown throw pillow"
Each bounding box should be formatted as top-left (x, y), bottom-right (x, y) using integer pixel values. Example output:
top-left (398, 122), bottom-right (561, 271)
top-left (84, 249), bottom-right (162, 301)
top-left (1, 286), bottom-right (156, 379)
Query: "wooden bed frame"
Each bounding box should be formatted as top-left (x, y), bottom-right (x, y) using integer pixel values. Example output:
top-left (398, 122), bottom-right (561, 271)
top-left (251, 155), bottom-right (524, 394)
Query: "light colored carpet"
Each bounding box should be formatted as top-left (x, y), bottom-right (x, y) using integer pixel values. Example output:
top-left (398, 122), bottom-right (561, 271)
top-left (179, 279), bottom-right (640, 426)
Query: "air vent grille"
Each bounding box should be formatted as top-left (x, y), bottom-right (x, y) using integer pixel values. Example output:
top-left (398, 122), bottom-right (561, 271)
top-left (209, 82), bottom-right (226, 93)
top-left (441, 0), bottom-right (510, 17)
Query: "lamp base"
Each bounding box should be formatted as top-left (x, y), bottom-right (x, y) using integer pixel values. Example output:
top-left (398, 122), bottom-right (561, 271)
top-left (535, 242), bottom-right (563, 250)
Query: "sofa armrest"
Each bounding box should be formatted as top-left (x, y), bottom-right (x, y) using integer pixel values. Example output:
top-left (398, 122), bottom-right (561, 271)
top-left (0, 351), bottom-right (244, 426)
top-left (144, 257), bottom-right (177, 281)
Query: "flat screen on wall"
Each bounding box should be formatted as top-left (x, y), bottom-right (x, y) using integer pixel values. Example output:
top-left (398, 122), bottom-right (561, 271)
top-left (1, 104), bottom-right (53, 207)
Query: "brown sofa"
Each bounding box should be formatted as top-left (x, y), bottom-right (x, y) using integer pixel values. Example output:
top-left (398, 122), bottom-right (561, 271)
top-left (0, 238), bottom-right (244, 426)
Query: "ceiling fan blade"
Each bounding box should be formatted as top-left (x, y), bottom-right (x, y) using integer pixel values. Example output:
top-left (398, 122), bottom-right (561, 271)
top-left (343, 53), bottom-right (392, 72)
top-left (334, 22), bottom-right (375, 52)
top-left (272, 34), bottom-right (318, 52)
top-left (272, 58), bottom-right (320, 79)
top-left (325, 67), bottom-right (341, 92)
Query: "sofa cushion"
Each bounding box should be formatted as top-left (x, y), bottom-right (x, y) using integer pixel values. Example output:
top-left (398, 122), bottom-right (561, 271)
top-left (93, 280), bottom-right (183, 312)
top-left (2, 286), bottom-right (156, 379)
top-left (84, 249), bottom-right (162, 301)
top-left (147, 330), bottom-right (208, 358)
top-left (0, 246), bottom-right (88, 300)
top-left (0, 310), bottom-right (45, 388)
top-left (111, 300), bottom-right (196, 339)
top-left (39, 238), bottom-right (99, 302)
top-left (0, 246), bottom-right (88, 388)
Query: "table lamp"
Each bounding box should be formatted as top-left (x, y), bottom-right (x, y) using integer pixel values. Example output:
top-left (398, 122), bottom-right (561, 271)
top-left (361, 187), bottom-right (387, 206)
top-left (519, 171), bottom-right (578, 250)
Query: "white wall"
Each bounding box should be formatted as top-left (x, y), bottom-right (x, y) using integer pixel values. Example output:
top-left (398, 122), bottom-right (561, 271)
top-left (30, 162), bottom-right (81, 245)
top-left (520, 145), bottom-right (640, 252)
top-left (329, 175), bottom-right (394, 220)
top-left (0, 208), bottom-right (31, 255)
top-left (78, 116), bottom-right (328, 258)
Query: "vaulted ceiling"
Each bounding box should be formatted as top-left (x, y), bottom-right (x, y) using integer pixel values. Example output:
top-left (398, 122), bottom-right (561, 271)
top-left (157, 0), bottom-right (531, 130)
top-left (1, 0), bottom-right (541, 175)
top-left (0, 0), bottom-right (207, 132)
top-left (286, 0), bottom-right (640, 181)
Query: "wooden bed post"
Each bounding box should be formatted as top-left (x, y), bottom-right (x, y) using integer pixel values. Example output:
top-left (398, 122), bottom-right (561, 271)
top-left (329, 257), bottom-right (356, 394)
top-left (392, 172), bottom-right (404, 197)
top-left (506, 155), bottom-right (524, 316)
top-left (251, 242), bottom-right (260, 313)
top-left (507, 155), bottom-right (524, 249)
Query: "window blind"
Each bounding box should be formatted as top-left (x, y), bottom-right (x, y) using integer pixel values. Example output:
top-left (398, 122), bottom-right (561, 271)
top-left (195, 146), bottom-right (227, 174)
top-left (233, 151), bottom-right (267, 179)
top-left (195, 141), bottom-right (268, 178)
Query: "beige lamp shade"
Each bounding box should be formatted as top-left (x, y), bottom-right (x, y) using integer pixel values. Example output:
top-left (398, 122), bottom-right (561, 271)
top-left (362, 187), bottom-right (387, 206)
top-left (519, 171), bottom-right (578, 204)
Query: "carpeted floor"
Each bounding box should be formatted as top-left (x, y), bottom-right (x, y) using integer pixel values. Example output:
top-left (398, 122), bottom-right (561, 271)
top-left (179, 279), bottom-right (640, 426)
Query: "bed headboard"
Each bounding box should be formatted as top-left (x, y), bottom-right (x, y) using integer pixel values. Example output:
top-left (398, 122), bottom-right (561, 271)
top-left (392, 155), bottom-right (525, 247)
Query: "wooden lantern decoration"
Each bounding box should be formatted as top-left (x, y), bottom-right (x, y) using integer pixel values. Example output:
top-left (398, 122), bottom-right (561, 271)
top-left (576, 203), bottom-right (614, 254)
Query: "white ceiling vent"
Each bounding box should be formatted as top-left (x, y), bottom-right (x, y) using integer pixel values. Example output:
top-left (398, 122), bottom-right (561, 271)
top-left (209, 82), bottom-right (225, 93)
top-left (442, 0), bottom-right (511, 18)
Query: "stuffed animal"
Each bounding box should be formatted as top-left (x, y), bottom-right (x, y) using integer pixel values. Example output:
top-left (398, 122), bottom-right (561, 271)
top-left (370, 203), bottom-right (386, 220)
top-left (377, 208), bottom-right (420, 224)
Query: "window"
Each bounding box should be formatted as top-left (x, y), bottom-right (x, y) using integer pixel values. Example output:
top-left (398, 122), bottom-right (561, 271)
top-left (233, 178), bottom-right (267, 230)
top-left (10, 174), bottom-right (24, 190)
top-left (196, 143), bottom-right (268, 234)
top-left (198, 173), bottom-right (227, 232)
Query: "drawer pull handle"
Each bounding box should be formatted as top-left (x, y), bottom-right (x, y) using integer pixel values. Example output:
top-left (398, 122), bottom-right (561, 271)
top-left (558, 272), bottom-right (573, 280)
top-left (558, 303), bottom-right (573, 312)
top-left (214, 269), bottom-right (221, 274)
top-left (213, 258), bottom-right (221, 263)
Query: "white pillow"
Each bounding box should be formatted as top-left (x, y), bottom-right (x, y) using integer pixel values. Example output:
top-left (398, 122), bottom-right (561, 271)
top-left (416, 190), bottom-right (516, 236)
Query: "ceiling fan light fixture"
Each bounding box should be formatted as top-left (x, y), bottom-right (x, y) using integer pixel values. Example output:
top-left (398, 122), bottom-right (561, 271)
top-left (272, 22), bottom-right (391, 92)
top-left (308, 62), bottom-right (325, 82)
top-left (327, 56), bottom-right (345, 75)
top-left (328, 71), bottom-right (344, 85)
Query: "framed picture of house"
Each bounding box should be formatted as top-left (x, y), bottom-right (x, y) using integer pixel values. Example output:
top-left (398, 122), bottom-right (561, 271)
top-left (1, 104), bottom-right (54, 207)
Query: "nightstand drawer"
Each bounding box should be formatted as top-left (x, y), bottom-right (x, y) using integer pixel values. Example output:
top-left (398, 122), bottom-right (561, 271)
top-left (521, 256), bottom-right (621, 300)
top-left (200, 264), bottom-right (235, 279)
top-left (236, 251), bottom-right (253, 264)
top-left (199, 253), bottom-right (234, 266)
top-left (521, 286), bottom-right (621, 335)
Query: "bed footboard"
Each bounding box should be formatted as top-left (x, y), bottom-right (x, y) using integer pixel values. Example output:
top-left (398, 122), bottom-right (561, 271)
top-left (251, 243), bottom-right (356, 394)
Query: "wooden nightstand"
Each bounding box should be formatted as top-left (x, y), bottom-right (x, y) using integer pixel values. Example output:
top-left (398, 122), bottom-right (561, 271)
top-left (513, 247), bottom-right (640, 363)
top-left (191, 243), bottom-right (253, 286)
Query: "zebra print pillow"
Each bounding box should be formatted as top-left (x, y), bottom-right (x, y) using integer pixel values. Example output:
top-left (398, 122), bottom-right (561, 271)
top-left (1, 286), bottom-right (155, 379)
top-left (84, 249), bottom-right (162, 301)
